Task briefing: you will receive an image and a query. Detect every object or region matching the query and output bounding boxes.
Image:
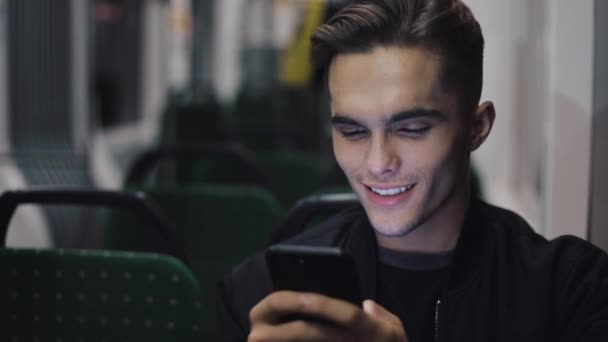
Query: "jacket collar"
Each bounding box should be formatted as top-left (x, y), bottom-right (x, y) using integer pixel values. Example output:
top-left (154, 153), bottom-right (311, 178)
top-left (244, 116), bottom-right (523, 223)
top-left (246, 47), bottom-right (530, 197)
top-left (442, 198), bottom-right (494, 296)
top-left (342, 198), bottom-right (494, 300)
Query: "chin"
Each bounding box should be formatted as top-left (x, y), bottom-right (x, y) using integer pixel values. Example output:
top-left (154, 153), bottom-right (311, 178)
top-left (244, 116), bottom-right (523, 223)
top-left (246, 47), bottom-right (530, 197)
top-left (368, 215), bottom-right (419, 238)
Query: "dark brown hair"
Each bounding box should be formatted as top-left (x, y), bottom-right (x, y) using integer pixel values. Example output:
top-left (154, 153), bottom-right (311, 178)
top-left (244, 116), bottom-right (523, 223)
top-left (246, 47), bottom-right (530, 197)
top-left (311, 0), bottom-right (484, 112)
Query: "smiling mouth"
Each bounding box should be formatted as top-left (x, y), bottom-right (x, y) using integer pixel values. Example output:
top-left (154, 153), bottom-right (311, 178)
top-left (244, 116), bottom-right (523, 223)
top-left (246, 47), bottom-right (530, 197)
top-left (367, 184), bottom-right (416, 196)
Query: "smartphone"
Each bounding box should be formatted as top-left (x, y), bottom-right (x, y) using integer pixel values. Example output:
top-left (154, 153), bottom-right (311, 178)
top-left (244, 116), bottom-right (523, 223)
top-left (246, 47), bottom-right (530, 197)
top-left (266, 244), bottom-right (363, 306)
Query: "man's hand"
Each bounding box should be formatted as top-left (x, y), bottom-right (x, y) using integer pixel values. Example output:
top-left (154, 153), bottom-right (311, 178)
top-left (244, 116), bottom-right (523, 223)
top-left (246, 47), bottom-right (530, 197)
top-left (248, 291), bottom-right (408, 342)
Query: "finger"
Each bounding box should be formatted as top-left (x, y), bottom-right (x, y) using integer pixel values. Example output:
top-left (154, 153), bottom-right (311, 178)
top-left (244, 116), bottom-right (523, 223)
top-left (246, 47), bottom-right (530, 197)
top-left (250, 291), bottom-right (305, 325)
top-left (363, 300), bottom-right (400, 323)
top-left (293, 292), bottom-right (366, 328)
top-left (362, 300), bottom-right (408, 339)
top-left (248, 319), bottom-right (353, 342)
top-left (250, 291), bottom-right (364, 328)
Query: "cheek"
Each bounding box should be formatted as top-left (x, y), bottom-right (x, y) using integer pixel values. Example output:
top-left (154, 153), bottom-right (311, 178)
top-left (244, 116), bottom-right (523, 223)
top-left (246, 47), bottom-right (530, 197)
top-left (332, 135), bottom-right (365, 177)
top-left (404, 131), bottom-right (466, 184)
top-left (428, 138), bottom-right (468, 190)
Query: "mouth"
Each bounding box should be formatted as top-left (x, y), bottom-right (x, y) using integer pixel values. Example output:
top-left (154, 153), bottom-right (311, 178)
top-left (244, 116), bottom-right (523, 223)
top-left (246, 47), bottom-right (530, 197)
top-left (367, 184), bottom-right (416, 196)
top-left (363, 183), bottom-right (417, 207)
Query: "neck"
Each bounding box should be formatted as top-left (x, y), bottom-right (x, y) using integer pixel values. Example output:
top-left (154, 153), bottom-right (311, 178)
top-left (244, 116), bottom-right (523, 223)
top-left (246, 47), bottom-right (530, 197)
top-left (376, 183), bottom-right (471, 254)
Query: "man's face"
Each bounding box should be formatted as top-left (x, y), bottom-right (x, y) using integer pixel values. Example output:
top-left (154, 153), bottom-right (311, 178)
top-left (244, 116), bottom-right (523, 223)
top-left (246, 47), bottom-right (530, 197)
top-left (329, 46), bottom-right (471, 237)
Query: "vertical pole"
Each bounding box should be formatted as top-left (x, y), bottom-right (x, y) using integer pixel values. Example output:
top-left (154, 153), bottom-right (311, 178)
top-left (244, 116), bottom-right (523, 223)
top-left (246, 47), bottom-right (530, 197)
top-left (71, 0), bottom-right (90, 154)
top-left (589, 0), bottom-right (608, 251)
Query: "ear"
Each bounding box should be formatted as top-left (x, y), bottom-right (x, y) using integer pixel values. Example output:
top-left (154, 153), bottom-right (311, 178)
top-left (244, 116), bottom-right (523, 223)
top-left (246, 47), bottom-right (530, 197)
top-left (469, 101), bottom-right (495, 151)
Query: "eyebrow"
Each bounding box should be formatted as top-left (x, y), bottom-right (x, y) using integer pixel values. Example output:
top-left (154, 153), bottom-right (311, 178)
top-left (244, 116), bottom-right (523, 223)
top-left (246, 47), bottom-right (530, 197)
top-left (330, 115), bottom-right (364, 127)
top-left (331, 107), bottom-right (445, 127)
top-left (385, 108), bottom-right (445, 124)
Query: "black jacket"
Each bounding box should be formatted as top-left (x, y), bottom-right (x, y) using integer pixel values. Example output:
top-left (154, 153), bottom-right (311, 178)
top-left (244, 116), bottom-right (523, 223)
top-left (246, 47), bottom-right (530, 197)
top-left (217, 200), bottom-right (608, 341)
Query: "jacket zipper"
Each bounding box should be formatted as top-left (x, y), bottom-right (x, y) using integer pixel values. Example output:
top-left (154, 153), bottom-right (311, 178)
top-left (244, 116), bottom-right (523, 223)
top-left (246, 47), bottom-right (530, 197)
top-left (434, 299), bottom-right (441, 342)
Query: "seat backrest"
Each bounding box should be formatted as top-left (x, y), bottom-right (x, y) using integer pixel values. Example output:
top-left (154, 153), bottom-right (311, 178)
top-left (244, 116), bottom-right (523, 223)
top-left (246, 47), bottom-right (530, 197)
top-left (105, 184), bottom-right (283, 338)
top-left (124, 143), bottom-right (269, 189)
top-left (0, 189), bottom-right (188, 263)
top-left (268, 192), bottom-right (360, 245)
top-left (0, 248), bottom-right (203, 341)
top-left (106, 184), bottom-right (282, 266)
top-left (258, 152), bottom-right (325, 209)
top-left (233, 92), bottom-right (279, 151)
top-left (161, 95), bottom-right (228, 147)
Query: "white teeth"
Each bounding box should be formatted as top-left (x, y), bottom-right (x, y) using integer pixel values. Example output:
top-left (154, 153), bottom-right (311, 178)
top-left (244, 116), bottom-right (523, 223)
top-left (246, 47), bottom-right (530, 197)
top-left (370, 185), bottom-right (414, 196)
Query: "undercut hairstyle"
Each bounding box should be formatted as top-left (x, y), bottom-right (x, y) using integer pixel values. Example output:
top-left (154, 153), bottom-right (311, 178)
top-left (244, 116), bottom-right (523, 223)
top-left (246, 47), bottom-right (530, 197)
top-left (311, 0), bottom-right (484, 113)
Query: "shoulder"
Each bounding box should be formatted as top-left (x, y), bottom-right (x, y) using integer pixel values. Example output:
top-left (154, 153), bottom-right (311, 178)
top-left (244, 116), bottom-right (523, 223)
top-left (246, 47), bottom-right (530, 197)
top-left (478, 201), bottom-right (608, 338)
top-left (481, 200), bottom-right (608, 303)
top-left (477, 200), bottom-right (542, 241)
top-left (543, 237), bottom-right (608, 338)
top-left (479, 200), bottom-right (606, 266)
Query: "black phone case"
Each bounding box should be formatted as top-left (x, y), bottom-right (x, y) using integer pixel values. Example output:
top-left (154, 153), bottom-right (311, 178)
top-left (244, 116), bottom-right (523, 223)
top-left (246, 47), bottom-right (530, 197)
top-left (266, 244), bottom-right (363, 306)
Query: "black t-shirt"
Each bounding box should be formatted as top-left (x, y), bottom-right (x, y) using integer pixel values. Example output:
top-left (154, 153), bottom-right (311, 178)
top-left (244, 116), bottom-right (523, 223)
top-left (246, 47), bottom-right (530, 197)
top-left (376, 247), bottom-right (452, 342)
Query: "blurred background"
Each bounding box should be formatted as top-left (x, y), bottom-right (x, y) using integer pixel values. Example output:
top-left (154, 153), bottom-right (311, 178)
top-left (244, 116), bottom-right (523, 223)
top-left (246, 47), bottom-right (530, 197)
top-left (0, 0), bottom-right (606, 250)
top-left (0, 0), bottom-right (607, 339)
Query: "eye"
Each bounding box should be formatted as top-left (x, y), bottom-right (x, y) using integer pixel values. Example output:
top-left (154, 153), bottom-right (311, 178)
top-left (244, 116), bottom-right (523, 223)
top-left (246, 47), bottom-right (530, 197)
top-left (394, 123), bottom-right (432, 137)
top-left (335, 125), bottom-right (369, 140)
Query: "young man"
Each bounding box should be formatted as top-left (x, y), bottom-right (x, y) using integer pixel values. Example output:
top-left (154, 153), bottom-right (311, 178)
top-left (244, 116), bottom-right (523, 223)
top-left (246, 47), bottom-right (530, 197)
top-left (217, 0), bottom-right (608, 341)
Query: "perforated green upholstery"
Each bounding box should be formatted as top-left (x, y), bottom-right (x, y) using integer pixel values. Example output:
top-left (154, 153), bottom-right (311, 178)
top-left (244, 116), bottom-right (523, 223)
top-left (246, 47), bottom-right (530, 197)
top-left (105, 184), bottom-right (282, 338)
top-left (0, 248), bottom-right (203, 342)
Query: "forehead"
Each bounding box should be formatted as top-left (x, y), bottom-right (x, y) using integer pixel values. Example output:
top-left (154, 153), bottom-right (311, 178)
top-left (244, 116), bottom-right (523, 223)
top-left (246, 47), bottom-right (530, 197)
top-left (328, 46), bottom-right (457, 118)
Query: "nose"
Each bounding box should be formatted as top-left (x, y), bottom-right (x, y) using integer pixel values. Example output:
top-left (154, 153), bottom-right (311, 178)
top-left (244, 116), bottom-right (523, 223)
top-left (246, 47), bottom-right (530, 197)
top-left (366, 134), bottom-right (400, 180)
